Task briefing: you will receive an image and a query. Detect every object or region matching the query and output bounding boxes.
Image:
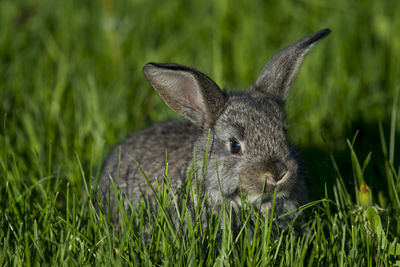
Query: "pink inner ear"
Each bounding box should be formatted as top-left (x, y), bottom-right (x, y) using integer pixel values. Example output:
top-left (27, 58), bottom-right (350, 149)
top-left (151, 70), bottom-right (206, 120)
top-left (177, 74), bottom-right (205, 117)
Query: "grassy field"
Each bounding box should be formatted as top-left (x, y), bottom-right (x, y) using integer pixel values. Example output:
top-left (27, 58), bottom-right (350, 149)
top-left (1, 0), bottom-right (400, 265)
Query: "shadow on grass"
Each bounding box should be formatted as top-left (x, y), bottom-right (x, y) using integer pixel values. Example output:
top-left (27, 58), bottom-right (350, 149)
top-left (300, 119), bottom-right (400, 203)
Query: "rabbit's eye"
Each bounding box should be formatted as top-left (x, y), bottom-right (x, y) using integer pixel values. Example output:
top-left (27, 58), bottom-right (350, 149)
top-left (230, 139), bottom-right (242, 155)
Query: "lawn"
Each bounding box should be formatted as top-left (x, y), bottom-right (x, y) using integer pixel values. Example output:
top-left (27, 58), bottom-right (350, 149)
top-left (0, 0), bottom-right (399, 265)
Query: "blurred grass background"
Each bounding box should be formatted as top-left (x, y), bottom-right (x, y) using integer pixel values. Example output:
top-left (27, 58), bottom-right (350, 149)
top-left (1, 0), bottom-right (399, 199)
top-left (0, 0), bottom-right (399, 264)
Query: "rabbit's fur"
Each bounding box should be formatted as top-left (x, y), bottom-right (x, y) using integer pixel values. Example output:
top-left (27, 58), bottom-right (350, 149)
top-left (98, 29), bottom-right (331, 231)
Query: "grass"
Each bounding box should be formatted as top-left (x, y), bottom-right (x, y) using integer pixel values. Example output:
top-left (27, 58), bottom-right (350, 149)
top-left (1, 0), bottom-right (400, 265)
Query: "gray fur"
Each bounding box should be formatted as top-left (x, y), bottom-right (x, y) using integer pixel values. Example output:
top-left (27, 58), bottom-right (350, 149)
top-left (98, 29), bottom-right (331, 230)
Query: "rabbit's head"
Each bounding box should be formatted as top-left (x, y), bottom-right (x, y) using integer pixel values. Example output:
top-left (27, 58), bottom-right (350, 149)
top-left (143, 29), bottom-right (330, 213)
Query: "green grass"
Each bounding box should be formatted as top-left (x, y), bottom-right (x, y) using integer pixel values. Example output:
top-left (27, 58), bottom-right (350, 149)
top-left (1, 0), bottom-right (400, 265)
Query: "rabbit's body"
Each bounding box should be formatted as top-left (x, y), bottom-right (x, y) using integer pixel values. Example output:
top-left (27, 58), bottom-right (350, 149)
top-left (100, 120), bottom-right (199, 211)
top-left (98, 29), bottom-right (331, 230)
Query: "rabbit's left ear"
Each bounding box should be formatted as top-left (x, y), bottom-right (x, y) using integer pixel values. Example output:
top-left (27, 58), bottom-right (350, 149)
top-left (143, 63), bottom-right (227, 128)
top-left (255, 28), bottom-right (331, 100)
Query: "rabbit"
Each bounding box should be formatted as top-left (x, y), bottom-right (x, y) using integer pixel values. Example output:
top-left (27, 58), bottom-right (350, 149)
top-left (97, 28), bottom-right (331, 233)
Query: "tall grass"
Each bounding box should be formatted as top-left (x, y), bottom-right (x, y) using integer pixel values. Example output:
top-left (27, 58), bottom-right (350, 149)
top-left (0, 0), bottom-right (400, 265)
top-left (1, 124), bottom-right (399, 265)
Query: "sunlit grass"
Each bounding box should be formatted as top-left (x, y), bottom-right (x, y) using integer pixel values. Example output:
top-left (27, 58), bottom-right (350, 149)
top-left (0, 0), bottom-right (400, 265)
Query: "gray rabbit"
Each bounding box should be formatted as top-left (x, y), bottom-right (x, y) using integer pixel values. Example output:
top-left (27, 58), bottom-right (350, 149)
top-left (98, 29), bottom-right (331, 232)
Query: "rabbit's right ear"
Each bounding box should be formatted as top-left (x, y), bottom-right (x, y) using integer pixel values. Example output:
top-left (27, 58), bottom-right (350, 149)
top-left (143, 63), bottom-right (227, 128)
top-left (255, 28), bottom-right (331, 100)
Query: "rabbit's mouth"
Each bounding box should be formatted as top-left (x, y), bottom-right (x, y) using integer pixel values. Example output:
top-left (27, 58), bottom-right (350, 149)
top-left (230, 186), bottom-right (289, 210)
top-left (239, 170), bottom-right (292, 196)
top-left (247, 190), bottom-right (288, 206)
top-left (238, 160), bottom-right (296, 194)
top-left (240, 172), bottom-right (294, 207)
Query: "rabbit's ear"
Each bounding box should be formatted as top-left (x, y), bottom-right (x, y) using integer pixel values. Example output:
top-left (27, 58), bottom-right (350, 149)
top-left (143, 63), bottom-right (227, 128)
top-left (255, 28), bottom-right (331, 100)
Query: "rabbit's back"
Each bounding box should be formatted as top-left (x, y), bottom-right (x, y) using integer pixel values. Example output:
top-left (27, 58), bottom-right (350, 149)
top-left (98, 120), bottom-right (200, 210)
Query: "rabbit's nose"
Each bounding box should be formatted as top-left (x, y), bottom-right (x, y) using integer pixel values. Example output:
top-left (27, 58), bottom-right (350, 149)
top-left (274, 161), bottom-right (288, 182)
top-left (264, 161), bottom-right (288, 183)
